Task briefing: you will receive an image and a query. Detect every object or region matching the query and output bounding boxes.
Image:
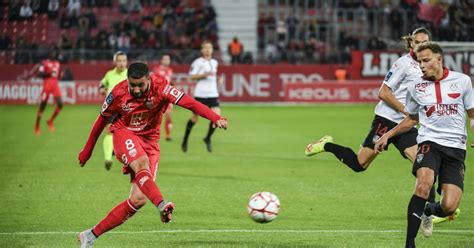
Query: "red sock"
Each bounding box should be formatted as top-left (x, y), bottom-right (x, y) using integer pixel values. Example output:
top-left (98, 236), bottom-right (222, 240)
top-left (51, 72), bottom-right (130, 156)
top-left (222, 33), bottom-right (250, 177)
top-left (92, 199), bottom-right (139, 237)
top-left (165, 117), bottom-right (172, 137)
top-left (134, 169), bottom-right (163, 206)
top-left (49, 107), bottom-right (61, 122)
top-left (35, 111), bottom-right (43, 127)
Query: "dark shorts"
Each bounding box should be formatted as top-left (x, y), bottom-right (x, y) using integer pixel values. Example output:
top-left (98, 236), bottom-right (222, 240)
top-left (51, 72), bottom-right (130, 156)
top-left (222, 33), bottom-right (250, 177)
top-left (362, 115), bottom-right (418, 158)
top-left (195, 97), bottom-right (220, 108)
top-left (413, 141), bottom-right (466, 194)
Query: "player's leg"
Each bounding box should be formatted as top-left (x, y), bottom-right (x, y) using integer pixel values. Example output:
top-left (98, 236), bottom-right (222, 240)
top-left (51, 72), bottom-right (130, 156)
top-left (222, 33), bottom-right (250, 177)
top-left (103, 124), bottom-right (114, 170)
top-left (203, 106), bottom-right (220, 153)
top-left (426, 148), bottom-right (465, 224)
top-left (35, 90), bottom-right (49, 135)
top-left (182, 113), bottom-right (199, 152)
top-left (406, 142), bottom-right (439, 246)
top-left (406, 167), bottom-right (435, 247)
top-left (47, 96), bottom-right (63, 132)
top-left (164, 104), bottom-right (173, 141)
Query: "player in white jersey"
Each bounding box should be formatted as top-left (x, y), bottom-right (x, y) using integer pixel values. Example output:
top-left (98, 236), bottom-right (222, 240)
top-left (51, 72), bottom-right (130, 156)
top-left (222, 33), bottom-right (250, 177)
top-left (375, 42), bottom-right (474, 248)
top-left (305, 28), bottom-right (430, 172)
top-left (182, 40), bottom-right (221, 153)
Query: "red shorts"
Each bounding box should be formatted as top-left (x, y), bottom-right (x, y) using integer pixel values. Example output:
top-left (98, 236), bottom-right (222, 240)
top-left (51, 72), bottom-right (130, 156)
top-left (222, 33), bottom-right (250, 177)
top-left (41, 80), bottom-right (61, 101)
top-left (113, 129), bottom-right (160, 182)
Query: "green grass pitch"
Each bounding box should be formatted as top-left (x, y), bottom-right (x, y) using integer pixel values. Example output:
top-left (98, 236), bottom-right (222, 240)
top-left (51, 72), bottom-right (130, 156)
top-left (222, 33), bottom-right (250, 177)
top-left (0, 104), bottom-right (473, 247)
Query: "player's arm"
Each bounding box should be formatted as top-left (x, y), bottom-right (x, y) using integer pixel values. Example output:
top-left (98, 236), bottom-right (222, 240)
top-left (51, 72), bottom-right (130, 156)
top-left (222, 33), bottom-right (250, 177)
top-left (189, 61), bottom-right (214, 81)
top-left (176, 94), bottom-right (227, 129)
top-left (78, 114), bottom-right (109, 166)
top-left (379, 60), bottom-right (407, 114)
top-left (378, 84), bottom-right (406, 114)
top-left (374, 114), bottom-right (419, 153)
top-left (468, 109), bottom-right (474, 148)
top-left (375, 88), bottom-right (419, 153)
top-left (78, 93), bottom-right (116, 166)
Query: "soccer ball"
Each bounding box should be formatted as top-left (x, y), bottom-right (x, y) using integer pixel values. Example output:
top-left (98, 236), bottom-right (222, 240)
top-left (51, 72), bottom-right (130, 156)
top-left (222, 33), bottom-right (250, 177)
top-left (247, 192), bottom-right (280, 223)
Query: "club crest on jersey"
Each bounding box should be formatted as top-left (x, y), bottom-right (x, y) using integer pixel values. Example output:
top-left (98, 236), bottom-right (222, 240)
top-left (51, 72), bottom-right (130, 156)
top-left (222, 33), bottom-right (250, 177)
top-left (416, 154), bottom-right (424, 163)
top-left (122, 103), bottom-right (132, 112)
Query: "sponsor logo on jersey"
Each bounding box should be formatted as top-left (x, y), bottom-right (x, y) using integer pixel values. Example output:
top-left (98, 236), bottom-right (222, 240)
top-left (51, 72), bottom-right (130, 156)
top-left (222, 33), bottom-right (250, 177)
top-left (384, 71), bottom-right (393, 81)
top-left (424, 104), bottom-right (458, 117)
top-left (449, 82), bottom-right (459, 91)
top-left (415, 82), bottom-right (429, 93)
top-left (122, 103), bottom-right (132, 112)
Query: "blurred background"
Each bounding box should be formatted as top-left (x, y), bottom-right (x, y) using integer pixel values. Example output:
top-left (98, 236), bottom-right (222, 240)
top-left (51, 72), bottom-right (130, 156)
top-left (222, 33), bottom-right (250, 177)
top-left (0, 0), bottom-right (473, 104)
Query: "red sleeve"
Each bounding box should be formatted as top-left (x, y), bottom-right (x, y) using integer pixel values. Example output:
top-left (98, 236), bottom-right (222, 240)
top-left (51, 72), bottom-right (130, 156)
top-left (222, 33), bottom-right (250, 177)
top-left (177, 94), bottom-right (220, 123)
top-left (82, 115), bottom-right (109, 152)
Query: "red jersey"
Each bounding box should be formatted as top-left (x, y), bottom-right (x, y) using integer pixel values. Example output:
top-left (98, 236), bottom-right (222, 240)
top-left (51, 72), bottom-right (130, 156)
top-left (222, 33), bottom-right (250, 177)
top-left (39, 59), bottom-right (60, 83)
top-left (153, 65), bottom-right (173, 84)
top-left (100, 74), bottom-right (185, 140)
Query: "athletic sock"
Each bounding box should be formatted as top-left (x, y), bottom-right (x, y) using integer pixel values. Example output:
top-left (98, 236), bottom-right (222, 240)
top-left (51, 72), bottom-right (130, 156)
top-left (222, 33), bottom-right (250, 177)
top-left (92, 199), bottom-right (140, 237)
top-left (103, 134), bottom-right (114, 161)
top-left (35, 111), bottom-right (43, 127)
top-left (165, 117), bottom-right (172, 138)
top-left (204, 121), bottom-right (216, 140)
top-left (406, 194), bottom-right (427, 247)
top-left (323, 143), bottom-right (366, 172)
top-left (134, 169), bottom-right (163, 206)
top-left (428, 186), bottom-right (436, 204)
top-left (48, 107), bottom-right (61, 123)
top-left (183, 120), bottom-right (195, 143)
top-left (424, 202), bottom-right (448, 217)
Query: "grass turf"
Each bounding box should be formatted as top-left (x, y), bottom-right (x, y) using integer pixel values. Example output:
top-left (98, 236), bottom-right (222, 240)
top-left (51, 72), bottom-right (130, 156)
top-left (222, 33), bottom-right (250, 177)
top-left (0, 104), bottom-right (473, 247)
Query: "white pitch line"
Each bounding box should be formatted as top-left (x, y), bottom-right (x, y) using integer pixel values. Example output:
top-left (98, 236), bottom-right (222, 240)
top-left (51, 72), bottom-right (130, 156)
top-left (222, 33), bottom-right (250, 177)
top-left (0, 229), bottom-right (473, 236)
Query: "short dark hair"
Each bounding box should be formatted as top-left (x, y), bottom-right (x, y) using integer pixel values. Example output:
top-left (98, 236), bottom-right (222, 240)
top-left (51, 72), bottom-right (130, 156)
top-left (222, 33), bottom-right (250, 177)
top-left (128, 62), bottom-right (149, 79)
top-left (402, 27), bottom-right (431, 50)
top-left (415, 42), bottom-right (444, 56)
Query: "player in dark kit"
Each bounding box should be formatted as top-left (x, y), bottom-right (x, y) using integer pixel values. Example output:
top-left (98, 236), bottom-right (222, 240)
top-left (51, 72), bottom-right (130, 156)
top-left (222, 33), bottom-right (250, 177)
top-left (34, 50), bottom-right (62, 136)
top-left (77, 62), bottom-right (228, 247)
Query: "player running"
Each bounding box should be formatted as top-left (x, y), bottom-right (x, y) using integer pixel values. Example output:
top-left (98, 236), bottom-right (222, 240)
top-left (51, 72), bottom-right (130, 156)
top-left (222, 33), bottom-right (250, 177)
top-left (153, 54), bottom-right (174, 141)
top-left (77, 62), bottom-right (228, 247)
top-left (34, 50), bottom-right (62, 135)
top-left (182, 40), bottom-right (222, 153)
top-left (99, 51), bottom-right (128, 170)
top-left (375, 42), bottom-right (473, 248)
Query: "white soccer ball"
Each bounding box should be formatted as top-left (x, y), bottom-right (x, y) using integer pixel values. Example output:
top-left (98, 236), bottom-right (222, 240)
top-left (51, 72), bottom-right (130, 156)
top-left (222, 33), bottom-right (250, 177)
top-left (247, 192), bottom-right (280, 223)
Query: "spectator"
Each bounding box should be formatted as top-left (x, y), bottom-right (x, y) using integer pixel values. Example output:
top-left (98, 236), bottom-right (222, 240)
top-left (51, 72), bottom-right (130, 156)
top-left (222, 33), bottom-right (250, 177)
top-left (117, 31), bottom-right (131, 53)
top-left (264, 41), bottom-right (279, 64)
top-left (48, 0), bottom-right (60, 19)
top-left (68, 0), bottom-right (81, 16)
top-left (0, 34), bottom-right (12, 50)
top-left (19, 1), bottom-right (33, 20)
top-left (227, 37), bottom-right (243, 64)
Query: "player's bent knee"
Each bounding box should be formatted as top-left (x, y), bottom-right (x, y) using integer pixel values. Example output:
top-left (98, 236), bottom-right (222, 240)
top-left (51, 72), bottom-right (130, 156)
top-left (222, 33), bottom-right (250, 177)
top-left (129, 196), bottom-right (147, 208)
top-left (415, 181), bottom-right (432, 198)
top-left (130, 156), bottom-right (150, 172)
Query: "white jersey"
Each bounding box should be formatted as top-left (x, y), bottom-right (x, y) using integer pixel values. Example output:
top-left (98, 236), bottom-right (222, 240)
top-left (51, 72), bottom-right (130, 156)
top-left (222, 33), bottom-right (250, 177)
top-left (375, 53), bottom-right (422, 123)
top-left (189, 57), bottom-right (219, 98)
top-left (405, 69), bottom-right (474, 150)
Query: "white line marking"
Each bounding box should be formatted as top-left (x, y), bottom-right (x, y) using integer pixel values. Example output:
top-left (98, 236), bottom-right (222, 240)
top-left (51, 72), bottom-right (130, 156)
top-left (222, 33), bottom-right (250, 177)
top-left (0, 229), bottom-right (473, 236)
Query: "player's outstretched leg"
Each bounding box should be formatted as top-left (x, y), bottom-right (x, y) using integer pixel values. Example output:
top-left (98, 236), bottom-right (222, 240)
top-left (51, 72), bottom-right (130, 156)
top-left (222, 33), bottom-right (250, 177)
top-left (182, 119), bottom-right (195, 152)
top-left (306, 135), bottom-right (368, 172)
top-left (406, 195), bottom-right (427, 247)
top-left (103, 134), bottom-right (114, 170)
top-left (203, 122), bottom-right (215, 153)
top-left (78, 229), bottom-right (96, 248)
top-left (165, 115), bottom-right (172, 141)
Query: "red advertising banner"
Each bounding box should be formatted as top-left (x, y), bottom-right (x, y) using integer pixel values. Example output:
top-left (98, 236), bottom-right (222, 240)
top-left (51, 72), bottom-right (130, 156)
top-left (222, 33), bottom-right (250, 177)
top-left (284, 81), bottom-right (381, 103)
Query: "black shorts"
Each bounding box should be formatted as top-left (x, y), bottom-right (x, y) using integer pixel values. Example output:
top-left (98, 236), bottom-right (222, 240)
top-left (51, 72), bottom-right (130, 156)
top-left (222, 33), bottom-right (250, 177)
top-left (412, 141), bottom-right (466, 194)
top-left (362, 115), bottom-right (418, 158)
top-left (195, 97), bottom-right (220, 108)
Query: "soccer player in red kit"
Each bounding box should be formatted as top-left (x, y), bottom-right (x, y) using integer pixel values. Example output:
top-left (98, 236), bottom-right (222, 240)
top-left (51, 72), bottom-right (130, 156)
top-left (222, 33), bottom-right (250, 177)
top-left (153, 54), bottom-right (174, 141)
top-left (34, 50), bottom-right (62, 135)
top-left (77, 62), bottom-right (228, 247)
